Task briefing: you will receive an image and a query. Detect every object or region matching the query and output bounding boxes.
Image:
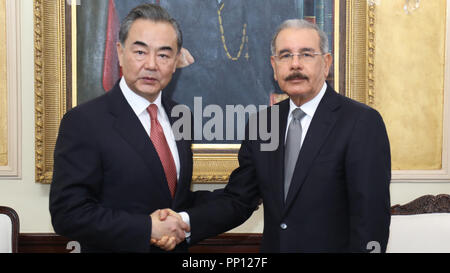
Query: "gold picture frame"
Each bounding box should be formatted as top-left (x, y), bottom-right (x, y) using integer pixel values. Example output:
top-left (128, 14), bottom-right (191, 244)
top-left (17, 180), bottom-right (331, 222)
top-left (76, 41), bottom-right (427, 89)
top-left (34, 0), bottom-right (371, 184)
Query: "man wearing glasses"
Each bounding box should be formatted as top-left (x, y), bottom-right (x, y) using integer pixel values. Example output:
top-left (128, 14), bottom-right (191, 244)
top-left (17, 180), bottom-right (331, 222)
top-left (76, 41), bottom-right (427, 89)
top-left (156, 19), bottom-right (392, 253)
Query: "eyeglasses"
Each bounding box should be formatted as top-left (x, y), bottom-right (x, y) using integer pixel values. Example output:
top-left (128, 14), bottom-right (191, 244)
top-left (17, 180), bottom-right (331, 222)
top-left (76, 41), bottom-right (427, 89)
top-left (273, 52), bottom-right (325, 63)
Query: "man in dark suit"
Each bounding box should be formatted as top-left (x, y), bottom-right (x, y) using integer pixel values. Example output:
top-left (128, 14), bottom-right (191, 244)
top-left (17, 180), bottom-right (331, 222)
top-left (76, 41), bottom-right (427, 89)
top-left (49, 4), bottom-right (209, 253)
top-left (159, 19), bottom-right (391, 252)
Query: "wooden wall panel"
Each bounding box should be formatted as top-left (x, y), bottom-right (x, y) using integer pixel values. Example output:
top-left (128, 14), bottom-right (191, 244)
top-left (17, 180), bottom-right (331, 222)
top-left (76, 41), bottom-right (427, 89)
top-left (18, 233), bottom-right (262, 253)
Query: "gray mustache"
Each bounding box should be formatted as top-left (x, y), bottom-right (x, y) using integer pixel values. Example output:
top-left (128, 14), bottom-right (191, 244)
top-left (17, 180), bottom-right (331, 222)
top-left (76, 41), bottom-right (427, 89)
top-left (285, 72), bottom-right (308, 81)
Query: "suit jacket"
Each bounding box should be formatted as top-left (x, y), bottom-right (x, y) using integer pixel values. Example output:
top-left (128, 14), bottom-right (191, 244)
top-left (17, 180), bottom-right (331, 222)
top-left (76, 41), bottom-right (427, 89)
top-left (187, 85), bottom-right (391, 253)
top-left (49, 82), bottom-right (212, 252)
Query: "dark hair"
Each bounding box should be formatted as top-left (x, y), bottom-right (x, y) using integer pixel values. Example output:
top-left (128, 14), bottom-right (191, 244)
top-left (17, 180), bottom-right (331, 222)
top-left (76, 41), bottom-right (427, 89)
top-left (119, 4), bottom-right (183, 52)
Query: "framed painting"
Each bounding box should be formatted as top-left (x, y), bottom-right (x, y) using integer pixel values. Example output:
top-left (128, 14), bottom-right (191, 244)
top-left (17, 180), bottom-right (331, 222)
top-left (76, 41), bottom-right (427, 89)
top-left (34, 0), bottom-right (371, 183)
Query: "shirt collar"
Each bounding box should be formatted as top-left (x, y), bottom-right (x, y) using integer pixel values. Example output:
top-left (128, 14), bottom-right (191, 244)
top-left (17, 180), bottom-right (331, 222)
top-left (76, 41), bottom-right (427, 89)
top-left (289, 82), bottom-right (327, 119)
top-left (120, 77), bottom-right (163, 116)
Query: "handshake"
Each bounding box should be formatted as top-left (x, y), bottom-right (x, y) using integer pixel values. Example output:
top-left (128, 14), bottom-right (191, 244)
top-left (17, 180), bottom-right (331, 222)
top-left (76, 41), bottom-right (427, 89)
top-left (150, 209), bottom-right (190, 251)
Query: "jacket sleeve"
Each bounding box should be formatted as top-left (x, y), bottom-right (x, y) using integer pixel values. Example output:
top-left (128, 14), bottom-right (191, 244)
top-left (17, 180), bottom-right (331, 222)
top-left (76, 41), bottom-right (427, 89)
top-left (186, 138), bottom-right (261, 245)
top-left (49, 109), bottom-right (152, 252)
top-left (345, 108), bottom-right (391, 253)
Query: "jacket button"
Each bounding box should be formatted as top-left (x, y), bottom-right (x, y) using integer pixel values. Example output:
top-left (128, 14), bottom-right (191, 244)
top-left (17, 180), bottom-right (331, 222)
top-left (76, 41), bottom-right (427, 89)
top-left (280, 223), bottom-right (287, 230)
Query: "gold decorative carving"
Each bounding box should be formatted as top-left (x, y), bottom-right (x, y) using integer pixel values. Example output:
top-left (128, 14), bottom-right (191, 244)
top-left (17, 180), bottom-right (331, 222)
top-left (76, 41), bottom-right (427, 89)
top-left (192, 145), bottom-right (240, 183)
top-left (345, 1), bottom-right (371, 105)
top-left (367, 3), bottom-right (375, 105)
top-left (34, 0), bottom-right (66, 183)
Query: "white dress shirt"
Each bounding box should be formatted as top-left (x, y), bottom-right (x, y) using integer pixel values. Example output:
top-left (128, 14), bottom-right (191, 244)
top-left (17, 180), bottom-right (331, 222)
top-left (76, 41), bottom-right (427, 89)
top-left (285, 82), bottom-right (328, 147)
top-left (120, 77), bottom-right (180, 180)
top-left (120, 78), bottom-right (190, 239)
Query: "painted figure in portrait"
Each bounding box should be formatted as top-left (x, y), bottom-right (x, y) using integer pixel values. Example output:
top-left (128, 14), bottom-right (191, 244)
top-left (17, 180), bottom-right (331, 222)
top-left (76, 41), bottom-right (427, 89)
top-left (76, 0), bottom-right (334, 143)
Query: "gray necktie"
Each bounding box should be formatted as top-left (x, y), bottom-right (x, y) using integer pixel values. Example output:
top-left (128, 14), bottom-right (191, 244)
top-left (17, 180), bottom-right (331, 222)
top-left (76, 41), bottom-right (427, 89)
top-left (284, 108), bottom-right (306, 200)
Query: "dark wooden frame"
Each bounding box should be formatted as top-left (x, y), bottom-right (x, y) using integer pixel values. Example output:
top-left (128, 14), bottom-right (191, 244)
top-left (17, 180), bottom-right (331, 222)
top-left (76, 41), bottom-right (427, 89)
top-left (0, 206), bottom-right (20, 253)
top-left (18, 233), bottom-right (261, 253)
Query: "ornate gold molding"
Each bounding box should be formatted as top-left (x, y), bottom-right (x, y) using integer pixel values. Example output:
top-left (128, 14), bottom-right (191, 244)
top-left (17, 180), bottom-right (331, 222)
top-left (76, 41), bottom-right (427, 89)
top-left (367, 3), bottom-right (375, 105)
top-left (34, 0), bottom-right (66, 183)
top-left (345, 1), bottom-right (373, 106)
top-left (192, 145), bottom-right (240, 183)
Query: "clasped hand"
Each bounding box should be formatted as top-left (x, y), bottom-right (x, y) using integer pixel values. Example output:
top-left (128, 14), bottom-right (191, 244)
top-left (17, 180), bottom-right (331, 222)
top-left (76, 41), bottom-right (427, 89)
top-left (150, 209), bottom-right (189, 251)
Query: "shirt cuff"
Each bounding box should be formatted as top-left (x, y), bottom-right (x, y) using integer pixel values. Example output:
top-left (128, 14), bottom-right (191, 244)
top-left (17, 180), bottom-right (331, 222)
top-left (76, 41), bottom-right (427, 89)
top-left (178, 211), bottom-right (191, 238)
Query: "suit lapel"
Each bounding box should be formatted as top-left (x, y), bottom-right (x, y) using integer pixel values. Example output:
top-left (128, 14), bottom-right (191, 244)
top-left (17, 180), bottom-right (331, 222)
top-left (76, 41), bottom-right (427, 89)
top-left (269, 99), bottom-right (290, 211)
top-left (106, 84), bottom-right (172, 200)
top-left (284, 87), bottom-right (341, 212)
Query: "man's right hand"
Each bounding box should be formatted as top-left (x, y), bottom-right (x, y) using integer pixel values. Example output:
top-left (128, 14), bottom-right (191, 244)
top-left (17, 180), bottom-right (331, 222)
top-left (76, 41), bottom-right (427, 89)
top-left (150, 209), bottom-right (189, 251)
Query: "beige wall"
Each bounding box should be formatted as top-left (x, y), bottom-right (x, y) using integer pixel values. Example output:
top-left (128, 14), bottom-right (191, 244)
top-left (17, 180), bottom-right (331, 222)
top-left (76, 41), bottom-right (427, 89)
top-left (0, 0), bottom-right (53, 233)
top-left (0, 0), bottom-right (7, 166)
top-left (374, 0), bottom-right (446, 170)
top-left (0, 0), bottom-right (448, 234)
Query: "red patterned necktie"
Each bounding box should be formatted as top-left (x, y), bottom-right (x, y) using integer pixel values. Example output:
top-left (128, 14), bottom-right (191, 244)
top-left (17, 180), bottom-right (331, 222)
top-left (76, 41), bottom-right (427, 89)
top-left (147, 104), bottom-right (177, 198)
